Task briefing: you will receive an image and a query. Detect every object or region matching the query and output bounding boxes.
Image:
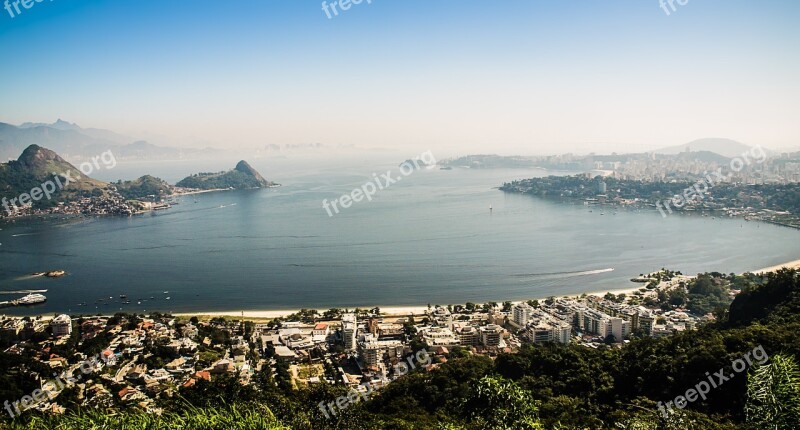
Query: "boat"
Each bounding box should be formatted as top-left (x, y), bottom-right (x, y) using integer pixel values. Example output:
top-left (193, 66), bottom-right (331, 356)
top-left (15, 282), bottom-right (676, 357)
top-left (12, 293), bottom-right (47, 306)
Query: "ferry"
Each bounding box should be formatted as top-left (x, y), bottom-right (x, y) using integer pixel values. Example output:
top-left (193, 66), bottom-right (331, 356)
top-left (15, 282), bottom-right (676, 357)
top-left (13, 293), bottom-right (47, 306)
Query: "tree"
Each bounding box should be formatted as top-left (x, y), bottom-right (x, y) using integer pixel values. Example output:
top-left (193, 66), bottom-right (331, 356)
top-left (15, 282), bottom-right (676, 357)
top-left (461, 376), bottom-right (543, 429)
top-left (746, 353), bottom-right (800, 429)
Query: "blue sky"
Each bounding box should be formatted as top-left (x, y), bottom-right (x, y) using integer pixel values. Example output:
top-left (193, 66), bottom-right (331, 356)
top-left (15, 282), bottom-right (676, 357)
top-left (1, 0), bottom-right (798, 154)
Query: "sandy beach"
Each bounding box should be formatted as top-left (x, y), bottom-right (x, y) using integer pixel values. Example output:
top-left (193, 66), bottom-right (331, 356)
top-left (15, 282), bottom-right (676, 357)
top-left (15, 259), bottom-right (796, 321)
top-left (172, 188), bottom-right (231, 197)
top-left (174, 285), bottom-right (649, 320)
top-left (751, 259), bottom-right (800, 274)
top-left (177, 257), bottom-right (800, 320)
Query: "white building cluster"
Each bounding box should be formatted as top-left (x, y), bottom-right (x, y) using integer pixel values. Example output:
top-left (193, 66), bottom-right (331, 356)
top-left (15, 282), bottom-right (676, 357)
top-left (418, 307), bottom-right (508, 350)
top-left (511, 296), bottom-right (666, 344)
top-left (511, 303), bottom-right (571, 344)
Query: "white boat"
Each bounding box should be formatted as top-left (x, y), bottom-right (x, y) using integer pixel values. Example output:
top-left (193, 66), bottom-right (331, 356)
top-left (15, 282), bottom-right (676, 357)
top-left (13, 293), bottom-right (47, 306)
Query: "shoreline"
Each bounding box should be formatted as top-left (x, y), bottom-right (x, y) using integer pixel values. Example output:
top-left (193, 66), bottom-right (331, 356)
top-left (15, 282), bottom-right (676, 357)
top-left (6, 259), bottom-right (799, 320)
top-left (171, 285), bottom-right (653, 320)
top-left (171, 188), bottom-right (231, 197)
top-left (751, 258), bottom-right (800, 274)
top-left (173, 260), bottom-right (800, 320)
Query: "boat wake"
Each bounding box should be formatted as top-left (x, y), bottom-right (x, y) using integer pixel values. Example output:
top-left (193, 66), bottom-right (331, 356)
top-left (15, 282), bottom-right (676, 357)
top-left (512, 268), bottom-right (614, 279)
top-left (0, 289), bottom-right (48, 294)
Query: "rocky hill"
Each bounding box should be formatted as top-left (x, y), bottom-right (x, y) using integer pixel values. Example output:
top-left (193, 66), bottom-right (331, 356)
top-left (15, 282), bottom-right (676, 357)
top-left (176, 160), bottom-right (274, 190)
top-left (0, 145), bottom-right (111, 208)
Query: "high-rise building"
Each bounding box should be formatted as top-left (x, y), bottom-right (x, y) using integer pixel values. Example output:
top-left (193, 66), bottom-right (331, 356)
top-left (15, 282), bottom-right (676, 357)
top-left (50, 314), bottom-right (72, 337)
top-left (342, 313), bottom-right (358, 352)
top-left (479, 324), bottom-right (504, 347)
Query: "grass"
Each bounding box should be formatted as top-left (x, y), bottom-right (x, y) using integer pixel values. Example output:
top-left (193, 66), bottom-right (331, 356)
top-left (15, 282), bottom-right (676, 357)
top-left (1, 403), bottom-right (289, 430)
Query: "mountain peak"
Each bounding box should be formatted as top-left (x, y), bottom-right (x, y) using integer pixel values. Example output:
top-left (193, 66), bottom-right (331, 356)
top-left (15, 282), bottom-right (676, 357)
top-left (18, 144), bottom-right (68, 168)
top-left (177, 160), bottom-right (272, 190)
top-left (234, 160), bottom-right (268, 184)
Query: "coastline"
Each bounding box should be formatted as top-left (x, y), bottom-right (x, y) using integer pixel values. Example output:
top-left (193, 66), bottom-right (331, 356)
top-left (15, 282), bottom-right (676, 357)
top-left (8, 259), bottom-right (799, 321)
top-left (751, 259), bottom-right (800, 274)
top-left (174, 260), bottom-right (800, 320)
top-left (173, 285), bottom-right (650, 321)
top-left (172, 188), bottom-right (231, 197)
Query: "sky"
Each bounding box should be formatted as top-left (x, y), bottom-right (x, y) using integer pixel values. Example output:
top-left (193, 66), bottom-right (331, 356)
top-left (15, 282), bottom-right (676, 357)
top-left (1, 0), bottom-right (799, 155)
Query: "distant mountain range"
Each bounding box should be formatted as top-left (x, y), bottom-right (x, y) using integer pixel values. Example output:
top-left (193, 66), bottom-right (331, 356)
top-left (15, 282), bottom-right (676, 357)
top-left (441, 138), bottom-right (776, 170)
top-left (654, 138), bottom-right (769, 158)
top-left (0, 120), bottom-right (221, 161)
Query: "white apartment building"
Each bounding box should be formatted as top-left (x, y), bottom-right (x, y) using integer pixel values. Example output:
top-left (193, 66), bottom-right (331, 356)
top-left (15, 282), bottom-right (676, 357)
top-left (342, 313), bottom-right (358, 352)
top-left (50, 314), bottom-right (72, 337)
top-left (479, 324), bottom-right (504, 347)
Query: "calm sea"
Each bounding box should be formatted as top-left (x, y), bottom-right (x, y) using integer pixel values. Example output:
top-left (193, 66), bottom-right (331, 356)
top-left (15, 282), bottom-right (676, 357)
top-left (2, 154), bottom-right (799, 316)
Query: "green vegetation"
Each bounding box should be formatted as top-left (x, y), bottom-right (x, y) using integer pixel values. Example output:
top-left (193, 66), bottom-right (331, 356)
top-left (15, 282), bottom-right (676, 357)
top-left (0, 145), bottom-right (111, 209)
top-left (114, 175), bottom-right (172, 200)
top-left (502, 175), bottom-right (800, 224)
top-left (176, 160), bottom-right (273, 190)
top-left (4, 270), bottom-right (800, 429)
top-left (2, 403), bottom-right (288, 430)
top-left (745, 354), bottom-right (800, 428)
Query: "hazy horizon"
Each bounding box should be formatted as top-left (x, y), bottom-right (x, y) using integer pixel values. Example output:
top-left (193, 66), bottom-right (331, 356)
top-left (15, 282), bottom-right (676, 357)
top-left (2, 1), bottom-right (799, 155)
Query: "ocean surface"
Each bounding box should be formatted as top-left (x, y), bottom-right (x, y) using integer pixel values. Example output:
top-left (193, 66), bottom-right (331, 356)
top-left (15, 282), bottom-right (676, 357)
top-left (2, 155), bottom-right (799, 316)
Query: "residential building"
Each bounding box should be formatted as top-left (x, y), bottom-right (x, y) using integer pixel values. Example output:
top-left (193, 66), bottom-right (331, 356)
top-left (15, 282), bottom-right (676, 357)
top-left (50, 314), bottom-right (72, 337)
top-left (342, 313), bottom-right (358, 352)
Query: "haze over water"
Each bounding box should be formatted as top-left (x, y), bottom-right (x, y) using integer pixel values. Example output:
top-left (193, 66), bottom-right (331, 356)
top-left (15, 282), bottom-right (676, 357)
top-left (2, 157), bottom-right (799, 316)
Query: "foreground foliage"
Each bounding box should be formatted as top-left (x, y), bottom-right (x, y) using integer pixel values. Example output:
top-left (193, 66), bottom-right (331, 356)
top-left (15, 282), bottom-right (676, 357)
top-left (3, 269), bottom-right (799, 429)
top-left (0, 403), bottom-right (288, 430)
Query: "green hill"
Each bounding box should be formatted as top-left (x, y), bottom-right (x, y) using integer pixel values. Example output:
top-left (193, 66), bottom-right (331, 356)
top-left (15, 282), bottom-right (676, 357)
top-left (176, 160), bottom-right (274, 190)
top-left (114, 175), bottom-right (173, 200)
top-left (0, 145), bottom-right (110, 208)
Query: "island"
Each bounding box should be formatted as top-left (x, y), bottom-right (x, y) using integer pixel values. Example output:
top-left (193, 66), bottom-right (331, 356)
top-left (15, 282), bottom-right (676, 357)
top-left (176, 160), bottom-right (277, 191)
top-left (0, 145), bottom-right (277, 220)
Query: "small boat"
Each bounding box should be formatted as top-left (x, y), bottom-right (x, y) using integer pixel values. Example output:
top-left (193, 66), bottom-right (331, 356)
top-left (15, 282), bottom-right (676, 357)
top-left (165, 297), bottom-right (171, 300)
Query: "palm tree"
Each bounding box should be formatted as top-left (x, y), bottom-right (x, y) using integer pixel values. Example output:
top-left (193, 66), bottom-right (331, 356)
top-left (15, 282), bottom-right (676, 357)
top-left (746, 353), bottom-right (800, 429)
